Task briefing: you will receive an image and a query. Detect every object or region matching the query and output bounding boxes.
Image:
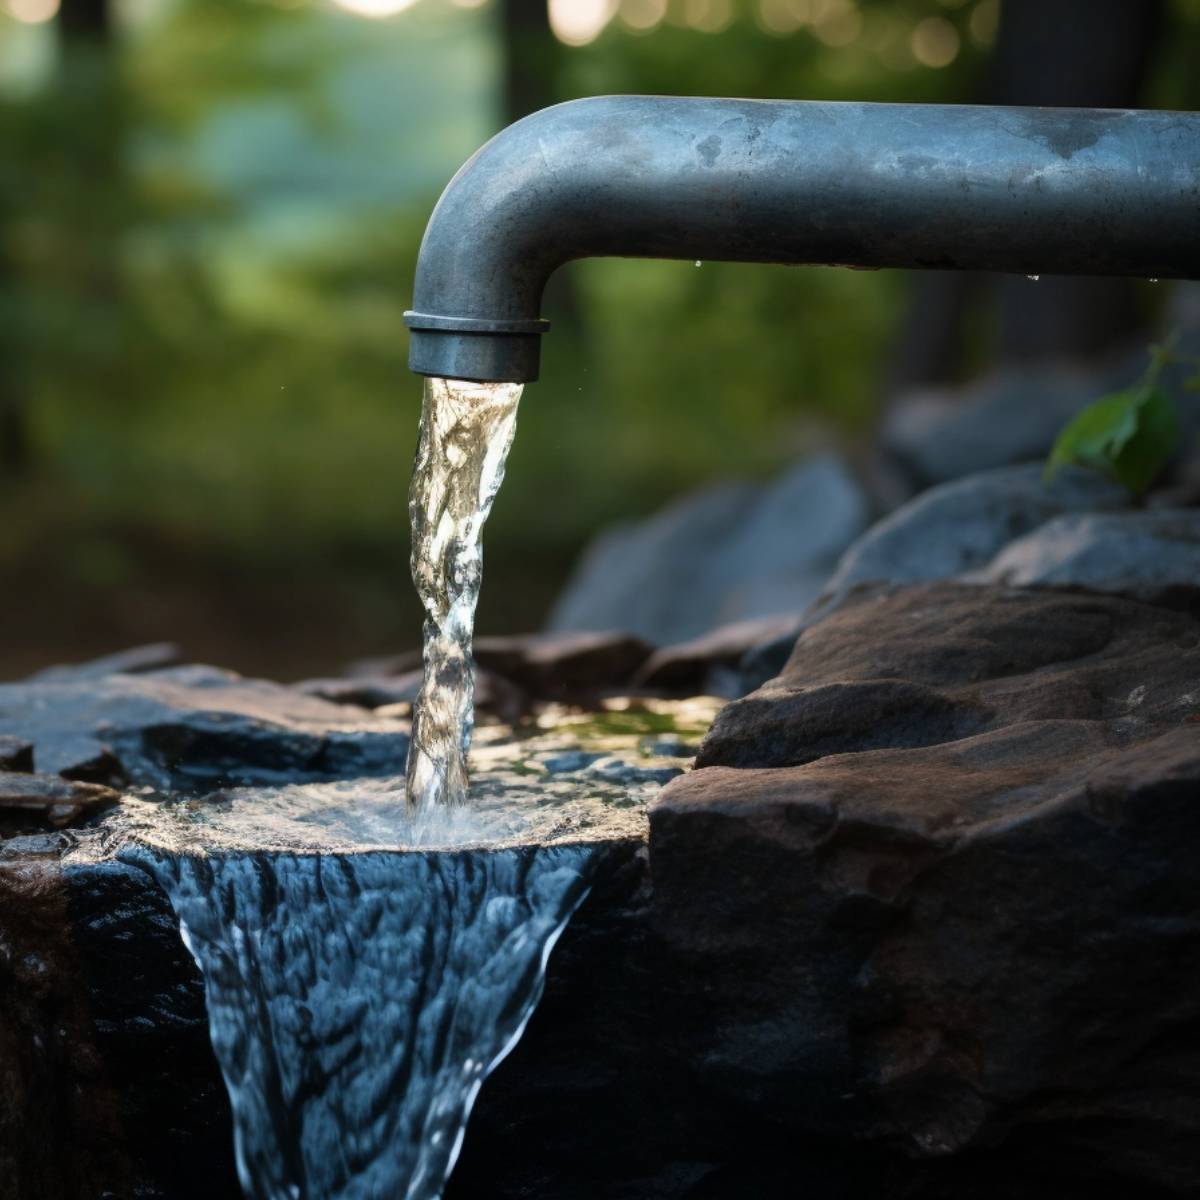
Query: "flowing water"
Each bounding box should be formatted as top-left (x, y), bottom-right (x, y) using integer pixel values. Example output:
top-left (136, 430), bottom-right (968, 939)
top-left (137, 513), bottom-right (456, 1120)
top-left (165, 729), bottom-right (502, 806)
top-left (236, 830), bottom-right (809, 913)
top-left (405, 377), bottom-right (523, 816)
top-left (124, 836), bottom-right (595, 1200)
top-left (103, 375), bottom-right (705, 1200)
top-left (110, 702), bottom-right (712, 1200)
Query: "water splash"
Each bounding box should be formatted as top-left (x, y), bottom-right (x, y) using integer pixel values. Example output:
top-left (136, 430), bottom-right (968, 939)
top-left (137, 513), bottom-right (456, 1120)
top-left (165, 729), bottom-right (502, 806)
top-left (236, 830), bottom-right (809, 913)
top-left (406, 377), bottom-right (522, 816)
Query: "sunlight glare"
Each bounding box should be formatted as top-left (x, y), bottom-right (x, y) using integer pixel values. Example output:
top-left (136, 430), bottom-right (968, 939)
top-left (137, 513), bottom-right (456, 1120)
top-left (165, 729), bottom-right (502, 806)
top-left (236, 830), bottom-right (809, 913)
top-left (330, 0), bottom-right (421, 18)
top-left (549, 0), bottom-right (617, 44)
top-left (3, 0), bottom-right (60, 24)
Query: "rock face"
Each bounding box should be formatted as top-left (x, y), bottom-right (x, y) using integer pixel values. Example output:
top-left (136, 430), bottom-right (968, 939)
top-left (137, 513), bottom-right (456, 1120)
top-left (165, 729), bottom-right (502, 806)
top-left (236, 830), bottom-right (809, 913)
top-left (646, 583), bottom-right (1200, 1193)
top-left (548, 454), bottom-right (871, 645)
top-left (0, 773), bottom-right (120, 829)
top-left (881, 327), bottom-right (1200, 488)
top-left (814, 464), bottom-right (1131, 620)
top-left (5, 582), bottom-right (1200, 1198)
top-left (0, 666), bottom-right (410, 791)
top-left (968, 508), bottom-right (1200, 607)
top-left (0, 846), bottom-right (238, 1200)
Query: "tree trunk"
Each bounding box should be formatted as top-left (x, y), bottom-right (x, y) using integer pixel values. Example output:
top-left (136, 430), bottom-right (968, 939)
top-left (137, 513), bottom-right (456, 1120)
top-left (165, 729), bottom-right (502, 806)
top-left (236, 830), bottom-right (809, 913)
top-left (989, 0), bottom-right (1163, 365)
top-left (887, 0), bottom-right (1165, 392)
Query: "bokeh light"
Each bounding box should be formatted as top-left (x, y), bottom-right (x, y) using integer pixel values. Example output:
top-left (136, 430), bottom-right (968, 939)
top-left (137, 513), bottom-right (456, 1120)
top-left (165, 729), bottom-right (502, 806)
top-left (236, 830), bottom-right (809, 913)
top-left (549, 0), bottom-right (618, 45)
top-left (910, 15), bottom-right (960, 67)
top-left (330, 0), bottom-right (421, 17)
top-left (969, 0), bottom-right (999, 47)
top-left (683, 0), bottom-right (732, 33)
top-left (811, 0), bottom-right (861, 47)
top-left (619, 0), bottom-right (667, 32)
top-left (2, 0), bottom-right (60, 24)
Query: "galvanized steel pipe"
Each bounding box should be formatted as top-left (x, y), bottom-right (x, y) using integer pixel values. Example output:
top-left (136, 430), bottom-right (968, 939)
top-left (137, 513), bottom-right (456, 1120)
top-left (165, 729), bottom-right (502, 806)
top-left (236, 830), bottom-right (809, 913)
top-left (404, 95), bottom-right (1200, 383)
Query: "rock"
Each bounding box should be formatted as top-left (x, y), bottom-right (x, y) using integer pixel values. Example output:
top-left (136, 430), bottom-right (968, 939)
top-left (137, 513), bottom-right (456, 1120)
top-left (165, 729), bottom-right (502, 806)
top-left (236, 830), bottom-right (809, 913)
top-left (7, 613), bottom-right (1200, 1198)
top-left (0, 843), bottom-right (238, 1200)
top-left (634, 614), bottom-right (806, 698)
top-left (882, 333), bottom-right (1200, 489)
top-left (0, 737), bottom-right (33, 772)
top-left (298, 673), bottom-right (425, 710)
top-left (812, 463), bottom-right (1131, 624)
top-left (647, 583), bottom-right (1200, 1192)
top-left (703, 582), bottom-right (1197, 770)
top-left (308, 668), bottom-right (529, 725)
top-left (968, 509), bottom-right (1200, 608)
top-left (25, 642), bottom-right (181, 683)
top-left (0, 669), bottom-right (409, 791)
top-left (548, 454), bottom-right (871, 645)
top-left (0, 851), bottom-right (130, 1198)
top-left (0, 773), bottom-right (120, 829)
top-left (66, 857), bottom-right (241, 1198)
top-left (472, 631), bottom-right (654, 698)
top-left (343, 649), bottom-right (424, 679)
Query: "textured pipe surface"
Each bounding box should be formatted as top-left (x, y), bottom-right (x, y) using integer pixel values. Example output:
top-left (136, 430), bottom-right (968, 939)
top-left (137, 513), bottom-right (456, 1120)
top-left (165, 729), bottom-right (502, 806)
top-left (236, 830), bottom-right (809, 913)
top-left (405, 95), bottom-right (1200, 381)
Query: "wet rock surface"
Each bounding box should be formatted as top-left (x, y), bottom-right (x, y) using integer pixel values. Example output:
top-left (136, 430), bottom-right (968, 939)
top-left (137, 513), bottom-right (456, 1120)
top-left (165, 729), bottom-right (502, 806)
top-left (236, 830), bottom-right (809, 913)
top-left (0, 773), bottom-right (120, 829)
top-left (0, 665), bottom-right (410, 791)
top-left (637, 582), bottom-right (1200, 1195)
top-left (4, 578), bottom-right (1200, 1197)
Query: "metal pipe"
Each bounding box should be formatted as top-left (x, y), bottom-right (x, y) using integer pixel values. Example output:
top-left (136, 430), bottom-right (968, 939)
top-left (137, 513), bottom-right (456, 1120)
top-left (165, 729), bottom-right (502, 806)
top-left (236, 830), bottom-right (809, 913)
top-left (404, 95), bottom-right (1200, 384)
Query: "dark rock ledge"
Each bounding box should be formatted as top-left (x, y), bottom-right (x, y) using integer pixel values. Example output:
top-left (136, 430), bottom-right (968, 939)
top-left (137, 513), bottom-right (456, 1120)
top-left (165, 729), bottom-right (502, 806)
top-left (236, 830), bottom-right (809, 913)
top-left (2, 582), bottom-right (1199, 1199)
top-left (457, 584), bottom-right (1200, 1199)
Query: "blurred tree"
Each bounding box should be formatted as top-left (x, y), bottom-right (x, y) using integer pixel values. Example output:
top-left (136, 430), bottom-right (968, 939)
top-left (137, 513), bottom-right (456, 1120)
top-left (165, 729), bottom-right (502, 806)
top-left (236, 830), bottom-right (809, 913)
top-left (500, 0), bottom-right (560, 121)
top-left (888, 0), bottom-right (1166, 393)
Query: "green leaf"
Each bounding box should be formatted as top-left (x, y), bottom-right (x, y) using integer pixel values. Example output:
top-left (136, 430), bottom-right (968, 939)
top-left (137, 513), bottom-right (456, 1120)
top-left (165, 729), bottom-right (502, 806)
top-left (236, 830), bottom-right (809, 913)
top-left (1045, 366), bottom-right (1181, 496)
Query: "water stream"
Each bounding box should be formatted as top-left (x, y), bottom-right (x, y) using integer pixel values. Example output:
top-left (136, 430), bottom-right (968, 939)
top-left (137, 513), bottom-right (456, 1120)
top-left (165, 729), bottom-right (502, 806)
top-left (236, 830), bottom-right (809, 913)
top-left (405, 377), bottom-right (523, 816)
top-left (109, 378), bottom-right (685, 1199)
top-left (112, 702), bottom-right (705, 1200)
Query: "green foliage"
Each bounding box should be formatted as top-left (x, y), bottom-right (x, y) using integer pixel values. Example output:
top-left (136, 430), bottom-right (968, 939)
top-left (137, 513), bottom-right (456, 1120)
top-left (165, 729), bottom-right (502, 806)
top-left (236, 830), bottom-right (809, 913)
top-left (1045, 341), bottom-right (1188, 496)
top-left (2, 0), bottom-right (1200, 671)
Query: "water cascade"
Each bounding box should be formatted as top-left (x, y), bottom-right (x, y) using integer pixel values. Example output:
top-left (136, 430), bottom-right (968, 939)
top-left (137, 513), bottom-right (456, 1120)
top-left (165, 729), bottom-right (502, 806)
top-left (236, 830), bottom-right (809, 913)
top-left (114, 377), bottom-right (630, 1199)
top-left (116, 753), bottom-right (663, 1200)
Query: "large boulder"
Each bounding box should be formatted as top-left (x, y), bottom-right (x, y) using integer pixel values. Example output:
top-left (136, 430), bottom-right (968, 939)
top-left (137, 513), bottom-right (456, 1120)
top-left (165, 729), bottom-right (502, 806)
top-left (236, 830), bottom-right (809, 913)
top-left (735, 464), bottom-right (1195, 696)
top-left (647, 583), bottom-right (1200, 1193)
top-left (814, 463), bottom-right (1131, 620)
top-left (548, 454), bottom-right (871, 645)
top-left (881, 295), bottom-right (1200, 488)
top-left (968, 509), bottom-right (1200, 607)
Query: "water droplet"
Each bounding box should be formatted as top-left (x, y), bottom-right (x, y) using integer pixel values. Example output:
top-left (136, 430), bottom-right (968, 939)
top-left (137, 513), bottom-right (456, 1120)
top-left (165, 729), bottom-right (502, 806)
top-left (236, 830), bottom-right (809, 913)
top-left (694, 260), bottom-right (702, 268)
top-left (1026, 274), bottom-right (1040, 282)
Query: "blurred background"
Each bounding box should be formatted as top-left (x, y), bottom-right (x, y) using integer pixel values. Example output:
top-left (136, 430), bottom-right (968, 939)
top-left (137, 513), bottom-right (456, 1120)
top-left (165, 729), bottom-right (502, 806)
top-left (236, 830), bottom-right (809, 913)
top-left (1, 0), bottom-right (1197, 679)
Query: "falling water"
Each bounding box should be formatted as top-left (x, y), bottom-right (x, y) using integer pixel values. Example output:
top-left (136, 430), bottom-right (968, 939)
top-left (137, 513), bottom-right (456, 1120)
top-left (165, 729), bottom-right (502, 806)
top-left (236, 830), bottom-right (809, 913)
top-left (406, 377), bottom-right (523, 816)
top-left (103, 375), bottom-right (697, 1200)
top-left (125, 835), bottom-right (595, 1200)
